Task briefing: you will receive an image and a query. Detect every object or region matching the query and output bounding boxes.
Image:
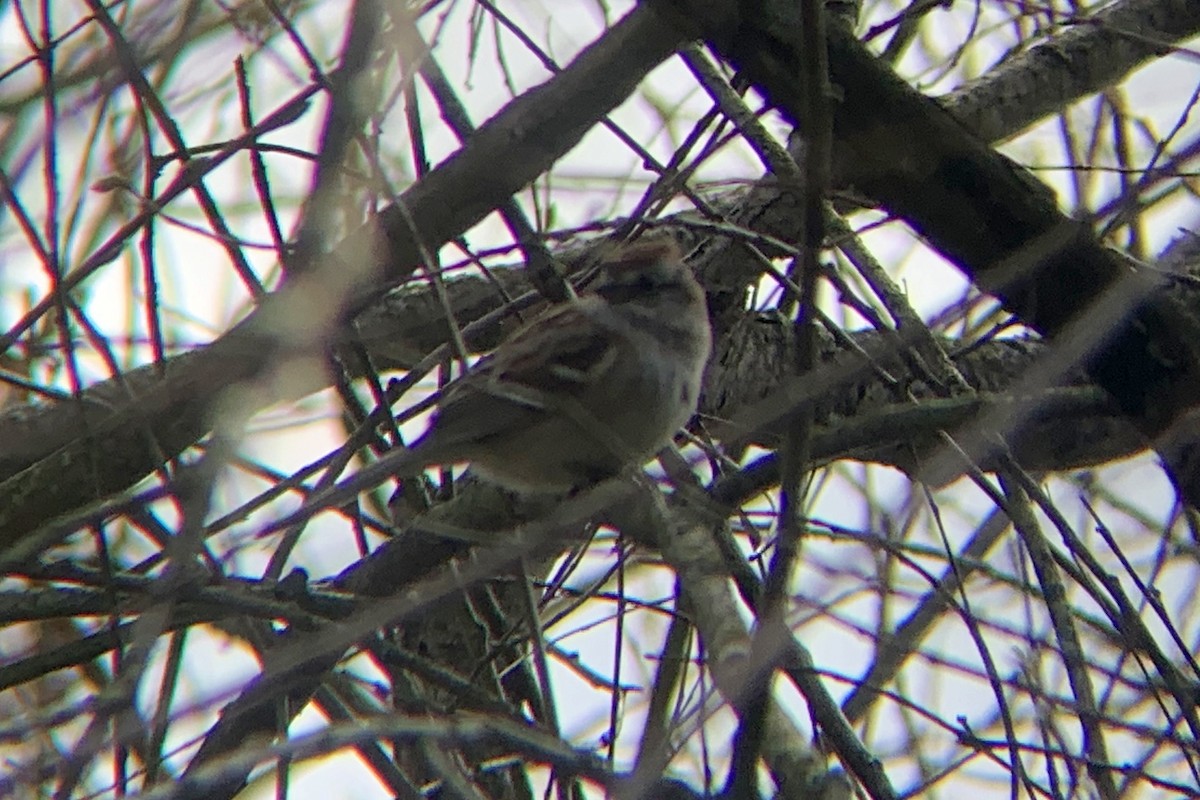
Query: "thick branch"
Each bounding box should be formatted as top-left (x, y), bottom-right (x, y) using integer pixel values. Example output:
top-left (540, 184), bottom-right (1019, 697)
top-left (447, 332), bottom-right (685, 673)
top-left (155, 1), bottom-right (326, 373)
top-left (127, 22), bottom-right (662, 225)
top-left (703, 318), bottom-right (1142, 481)
top-left (652, 0), bottom-right (1200, 503)
top-left (944, 0), bottom-right (1200, 144)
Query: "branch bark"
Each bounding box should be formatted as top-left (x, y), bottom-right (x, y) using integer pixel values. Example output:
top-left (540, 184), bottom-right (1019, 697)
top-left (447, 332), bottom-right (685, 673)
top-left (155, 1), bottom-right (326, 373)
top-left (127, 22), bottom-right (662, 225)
top-left (650, 0), bottom-right (1200, 504)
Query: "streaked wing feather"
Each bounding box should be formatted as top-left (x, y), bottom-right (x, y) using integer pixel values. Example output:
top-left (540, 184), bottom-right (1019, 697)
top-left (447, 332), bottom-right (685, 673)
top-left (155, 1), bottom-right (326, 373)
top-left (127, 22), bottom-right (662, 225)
top-left (486, 303), bottom-right (616, 396)
top-left (429, 305), bottom-right (616, 444)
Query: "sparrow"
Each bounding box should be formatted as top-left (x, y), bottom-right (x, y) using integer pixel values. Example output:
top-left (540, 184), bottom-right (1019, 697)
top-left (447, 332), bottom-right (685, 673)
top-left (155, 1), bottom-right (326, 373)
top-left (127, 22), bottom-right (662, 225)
top-left (283, 237), bottom-right (711, 526)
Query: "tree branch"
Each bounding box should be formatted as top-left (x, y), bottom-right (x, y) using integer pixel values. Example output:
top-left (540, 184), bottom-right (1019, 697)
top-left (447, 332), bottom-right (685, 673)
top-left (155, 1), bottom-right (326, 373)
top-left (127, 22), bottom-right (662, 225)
top-left (651, 0), bottom-right (1200, 504)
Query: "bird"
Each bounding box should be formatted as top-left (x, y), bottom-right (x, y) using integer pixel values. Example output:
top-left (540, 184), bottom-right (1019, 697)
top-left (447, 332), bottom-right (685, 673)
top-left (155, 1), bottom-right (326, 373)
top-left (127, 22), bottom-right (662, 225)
top-left (281, 237), bottom-right (711, 527)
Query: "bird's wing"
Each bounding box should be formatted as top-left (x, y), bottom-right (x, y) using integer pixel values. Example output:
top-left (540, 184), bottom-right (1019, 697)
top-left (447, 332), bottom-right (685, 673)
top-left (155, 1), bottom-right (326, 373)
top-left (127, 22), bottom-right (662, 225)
top-left (429, 301), bottom-right (620, 441)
